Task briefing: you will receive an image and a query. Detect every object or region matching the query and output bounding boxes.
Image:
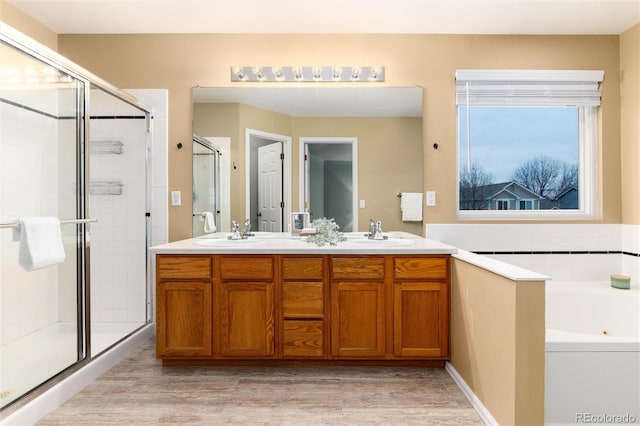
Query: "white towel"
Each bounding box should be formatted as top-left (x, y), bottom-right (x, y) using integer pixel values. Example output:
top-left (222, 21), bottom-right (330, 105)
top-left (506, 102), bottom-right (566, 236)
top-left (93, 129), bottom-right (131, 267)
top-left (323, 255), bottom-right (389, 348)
top-left (15, 217), bottom-right (66, 271)
top-left (203, 212), bottom-right (217, 233)
top-left (400, 192), bottom-right (423, 222)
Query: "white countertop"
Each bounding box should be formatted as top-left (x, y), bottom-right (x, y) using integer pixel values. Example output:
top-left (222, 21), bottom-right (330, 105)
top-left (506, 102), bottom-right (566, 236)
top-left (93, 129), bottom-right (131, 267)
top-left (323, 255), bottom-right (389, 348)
top-left (150, 231), bottom-right (457, 255)
top-left (453, 249), bottom-right (550, 282)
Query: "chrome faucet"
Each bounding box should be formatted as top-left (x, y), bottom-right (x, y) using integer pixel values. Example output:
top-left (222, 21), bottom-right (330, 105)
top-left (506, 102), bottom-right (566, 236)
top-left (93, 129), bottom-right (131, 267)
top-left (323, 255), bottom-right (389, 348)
top-left (229, 220), bottom-right (244, 240)
top-left (242, 218), bottom-right (253, 237)
top-left (368, 219), bottom-right (376, 238)
top-left (373, 220), bottom-right (385, 240)
top-left (228, 219), bottom-right (253, 240)
top-left (367, 219), bottom-right (386, 240)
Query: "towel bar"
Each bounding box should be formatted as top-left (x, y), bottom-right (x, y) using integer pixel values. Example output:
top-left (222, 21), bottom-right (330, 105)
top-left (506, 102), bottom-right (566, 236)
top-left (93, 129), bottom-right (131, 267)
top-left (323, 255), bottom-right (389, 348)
top-left (0, 218), bottom-right (97, 229)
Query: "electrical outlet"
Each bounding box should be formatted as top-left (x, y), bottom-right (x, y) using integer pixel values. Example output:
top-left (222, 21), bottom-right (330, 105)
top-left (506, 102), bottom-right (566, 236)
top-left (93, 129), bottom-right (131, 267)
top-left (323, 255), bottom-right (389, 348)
top-left (426, 191), bottom-right (436, 206)
top-left (171, 191), bottom-right (181, 206)
top-left (359, 199), bottom-right (366, 209)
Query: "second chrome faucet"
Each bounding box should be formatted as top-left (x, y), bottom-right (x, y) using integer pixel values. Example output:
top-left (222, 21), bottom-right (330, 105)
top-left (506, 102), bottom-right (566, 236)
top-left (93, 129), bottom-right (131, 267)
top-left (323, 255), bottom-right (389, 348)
top-left (367, 219), bottom-right (386, 240)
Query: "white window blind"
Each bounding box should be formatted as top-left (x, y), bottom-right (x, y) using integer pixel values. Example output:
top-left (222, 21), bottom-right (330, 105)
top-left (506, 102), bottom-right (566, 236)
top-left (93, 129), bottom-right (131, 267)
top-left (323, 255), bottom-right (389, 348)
top-left (455, 70), bottom-right (604, 107)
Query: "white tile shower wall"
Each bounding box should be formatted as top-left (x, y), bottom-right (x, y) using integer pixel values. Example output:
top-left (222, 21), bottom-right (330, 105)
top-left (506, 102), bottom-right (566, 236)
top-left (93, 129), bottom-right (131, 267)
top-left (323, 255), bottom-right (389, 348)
top-left (1, 102), bottom-right (63, 345)
top-left (126, 89), bottom-right (169, 247)
top-left (89, 89), bottom-right (168, 325)
top-left (90, 116), bottom-right (147, 323)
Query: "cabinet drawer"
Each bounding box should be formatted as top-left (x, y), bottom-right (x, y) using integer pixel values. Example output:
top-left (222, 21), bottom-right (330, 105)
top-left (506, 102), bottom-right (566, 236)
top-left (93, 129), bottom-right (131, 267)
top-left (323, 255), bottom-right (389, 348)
top-left (283, 320), bottom-right (324, 357)
top-left (394, 257), bottom-right (448, 280)
top-left (283, 282), bottom-right (323, 318)
top-left (331, 257), bottom-right (384, 279)
top-left (157, 255), bottom-right (212, 279)
top-left (282, 257), bottom-right (324, 279)
top-left (220, 256), bottom-right (273, 280)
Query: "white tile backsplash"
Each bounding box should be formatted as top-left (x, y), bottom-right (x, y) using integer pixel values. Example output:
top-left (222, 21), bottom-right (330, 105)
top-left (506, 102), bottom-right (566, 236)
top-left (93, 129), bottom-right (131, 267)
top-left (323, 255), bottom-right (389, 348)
top-left (428, 223), bottom-right (640, 287)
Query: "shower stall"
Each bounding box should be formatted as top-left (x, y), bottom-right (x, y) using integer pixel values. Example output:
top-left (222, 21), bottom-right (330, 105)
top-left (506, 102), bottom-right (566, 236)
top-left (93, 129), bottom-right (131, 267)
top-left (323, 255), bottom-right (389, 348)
top-left (0, 24), bottom-right (153, 412)
top-left (192, 134), bottom-right (221, 237)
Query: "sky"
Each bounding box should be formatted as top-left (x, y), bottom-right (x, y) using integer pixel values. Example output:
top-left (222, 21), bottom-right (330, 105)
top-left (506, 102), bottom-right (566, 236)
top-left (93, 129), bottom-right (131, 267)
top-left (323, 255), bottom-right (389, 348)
top-left (458, 106), bottom-right (579, 182)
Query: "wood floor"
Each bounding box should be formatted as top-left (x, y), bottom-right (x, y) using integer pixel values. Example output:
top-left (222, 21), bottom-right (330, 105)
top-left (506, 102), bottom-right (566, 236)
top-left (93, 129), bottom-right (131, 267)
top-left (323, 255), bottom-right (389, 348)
top-left (39, 338), bottom-right (484, 425)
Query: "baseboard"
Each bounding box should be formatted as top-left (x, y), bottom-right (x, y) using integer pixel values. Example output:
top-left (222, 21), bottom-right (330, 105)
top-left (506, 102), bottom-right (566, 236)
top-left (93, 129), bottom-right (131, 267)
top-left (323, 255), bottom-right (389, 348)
top-left (445, 361), bottom-right (499, 426)
top-left (1, 324), bottom-right (154, 426)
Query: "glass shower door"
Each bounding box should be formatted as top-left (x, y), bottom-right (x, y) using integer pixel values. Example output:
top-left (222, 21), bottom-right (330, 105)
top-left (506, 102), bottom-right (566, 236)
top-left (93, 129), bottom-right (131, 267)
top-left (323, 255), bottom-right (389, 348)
top-left (0, 41), bottom-right (86, 408)
top-left (192, 135), bottom-right (220, 237)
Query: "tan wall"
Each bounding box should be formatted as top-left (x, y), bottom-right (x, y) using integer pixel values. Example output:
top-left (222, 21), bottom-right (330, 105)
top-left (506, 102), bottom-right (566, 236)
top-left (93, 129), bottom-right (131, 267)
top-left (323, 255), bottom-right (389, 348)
top-left (0, 0), bottom-right (57, 50)
top-left (620, 24), bottom-right (640, 224)
top-left (450, 257), bottom-right (545, 425)
top-left (292, 116), bottom-right (423, 234)
top-left (57, 33), bottom-right (623, 241)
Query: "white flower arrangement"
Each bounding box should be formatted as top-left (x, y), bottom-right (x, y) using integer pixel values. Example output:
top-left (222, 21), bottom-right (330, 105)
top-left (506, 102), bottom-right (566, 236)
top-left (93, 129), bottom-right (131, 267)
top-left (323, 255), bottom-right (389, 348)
top-left (305, 217), bottom-right (347, 247)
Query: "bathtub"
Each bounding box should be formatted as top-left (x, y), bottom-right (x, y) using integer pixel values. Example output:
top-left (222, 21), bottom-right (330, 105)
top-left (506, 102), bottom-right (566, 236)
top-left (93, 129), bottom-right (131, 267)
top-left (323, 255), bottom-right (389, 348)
top-left (545, 281), bottom-right (640, 425)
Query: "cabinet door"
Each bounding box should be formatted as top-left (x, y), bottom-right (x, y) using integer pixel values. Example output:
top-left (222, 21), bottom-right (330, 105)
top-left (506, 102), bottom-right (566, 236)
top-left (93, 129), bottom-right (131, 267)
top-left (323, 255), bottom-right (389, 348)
top-left (218, 282), bottom-right (274, 357)
top-left (331, 281), bottom-right (385, 357)
top-left (156, 281), bottom-right (212, 357)
top-left (394, 282), bottom-right (449, 357)
top-left (283, 320), bottom-right (324, 357)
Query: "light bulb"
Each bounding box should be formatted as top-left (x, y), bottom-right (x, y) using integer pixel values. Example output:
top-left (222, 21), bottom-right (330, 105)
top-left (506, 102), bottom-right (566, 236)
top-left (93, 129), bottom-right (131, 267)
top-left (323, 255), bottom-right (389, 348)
top-left (369, 66), bottom-right (383, 81)
top-left (252, 67), bottom-right (265, 81)
top-left (312, 67), bottom-right (323, 81)
top-left (292, 67), bottom-right (304, 81)
top-left (272, 66), bottom-right (284, 81)
top-left (350, 66), bottom-right (362, 81)
top-left (332, 67), bottom-right (343, 81)
top-left (231, 66), bottom-right (246, 80)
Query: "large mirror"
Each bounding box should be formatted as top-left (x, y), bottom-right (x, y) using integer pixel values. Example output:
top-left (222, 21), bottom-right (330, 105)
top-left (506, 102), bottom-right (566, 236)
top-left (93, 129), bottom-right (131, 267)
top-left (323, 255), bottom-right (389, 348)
top-left (192, 86), bottom-right (423, 236)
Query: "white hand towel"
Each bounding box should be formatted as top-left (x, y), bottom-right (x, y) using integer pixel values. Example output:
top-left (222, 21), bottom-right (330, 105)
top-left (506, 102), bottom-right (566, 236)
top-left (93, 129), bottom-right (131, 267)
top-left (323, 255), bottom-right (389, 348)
top-left (400, 192), bottom-right (423, 222)
top-left (16, 217), bottom-right (66, 271)
top-left (203, 212), bottom-right (217, 233)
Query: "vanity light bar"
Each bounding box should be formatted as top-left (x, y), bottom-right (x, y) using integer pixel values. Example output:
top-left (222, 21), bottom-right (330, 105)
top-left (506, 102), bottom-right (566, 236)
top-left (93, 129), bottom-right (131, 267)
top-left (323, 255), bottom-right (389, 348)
top-left (230, 66), bottom-right (384, 82)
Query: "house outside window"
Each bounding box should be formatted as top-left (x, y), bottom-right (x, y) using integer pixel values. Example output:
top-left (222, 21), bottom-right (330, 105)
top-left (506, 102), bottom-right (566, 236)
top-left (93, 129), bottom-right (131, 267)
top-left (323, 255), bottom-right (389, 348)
top-left (456, 70), bottom-right (602, 219)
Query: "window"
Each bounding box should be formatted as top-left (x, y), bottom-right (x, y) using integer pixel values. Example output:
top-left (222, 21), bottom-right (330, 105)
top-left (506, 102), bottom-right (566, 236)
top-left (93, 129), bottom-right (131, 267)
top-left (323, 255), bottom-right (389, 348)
top-left (456, 70), bottom-right (602, 219)
top-left (497, 200), bottom-right (510, 210)
top-left (519, 200), bottom-right (534, 210)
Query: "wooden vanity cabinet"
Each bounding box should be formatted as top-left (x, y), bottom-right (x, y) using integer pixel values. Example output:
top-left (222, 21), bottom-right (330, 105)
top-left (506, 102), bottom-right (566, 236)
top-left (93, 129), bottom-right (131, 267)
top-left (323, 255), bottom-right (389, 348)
top-left (216, 256), bottom-right (275, 357)
top-left (156, 256), bottom-right (213, 357)
top-left (393, 256), bottom-right (449, 358)
top-left (155, 252), bottom-right (450, 364)
top-left (281, 256), bottom-right (326, 357)
top-left (330, 257), bottom-right (386, 357)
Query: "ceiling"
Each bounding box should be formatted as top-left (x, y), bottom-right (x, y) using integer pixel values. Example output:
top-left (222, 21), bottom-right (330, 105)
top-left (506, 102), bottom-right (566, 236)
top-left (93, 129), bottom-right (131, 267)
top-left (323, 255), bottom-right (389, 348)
top-left (7, 0), bottom-right (640, 35)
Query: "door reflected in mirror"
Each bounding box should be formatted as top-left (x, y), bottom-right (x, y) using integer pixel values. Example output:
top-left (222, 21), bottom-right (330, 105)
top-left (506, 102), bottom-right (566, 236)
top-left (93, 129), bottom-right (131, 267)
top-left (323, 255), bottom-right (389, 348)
top-left (302, 138), bottom-right (356, 232)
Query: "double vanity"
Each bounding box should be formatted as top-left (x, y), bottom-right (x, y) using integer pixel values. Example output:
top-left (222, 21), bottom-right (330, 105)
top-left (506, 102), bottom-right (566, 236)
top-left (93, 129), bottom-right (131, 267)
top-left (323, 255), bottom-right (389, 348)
top-left (150, 232), bottom-right (457, 366)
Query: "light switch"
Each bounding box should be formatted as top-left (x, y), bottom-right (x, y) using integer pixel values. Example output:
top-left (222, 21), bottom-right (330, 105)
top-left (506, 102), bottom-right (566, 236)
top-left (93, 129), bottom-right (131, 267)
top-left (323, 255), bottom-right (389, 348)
top-left (359, 199), bottom-right (366, 209)
top-left (171, 191), bottom-right (181, 206)
top-left (426, 191), bottom-right (436, 206)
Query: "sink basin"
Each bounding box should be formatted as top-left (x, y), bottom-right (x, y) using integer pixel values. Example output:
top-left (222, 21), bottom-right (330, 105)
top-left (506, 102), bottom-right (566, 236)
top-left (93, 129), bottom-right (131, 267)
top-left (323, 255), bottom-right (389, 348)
top-left (193, 238), bottom-right (262, 247)
top-left (344, 232), bottom-right (369, 239)
top-left (349, 238), bottom-right (414, 247)
top-left (248, 232), bottom-right (284, 239)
